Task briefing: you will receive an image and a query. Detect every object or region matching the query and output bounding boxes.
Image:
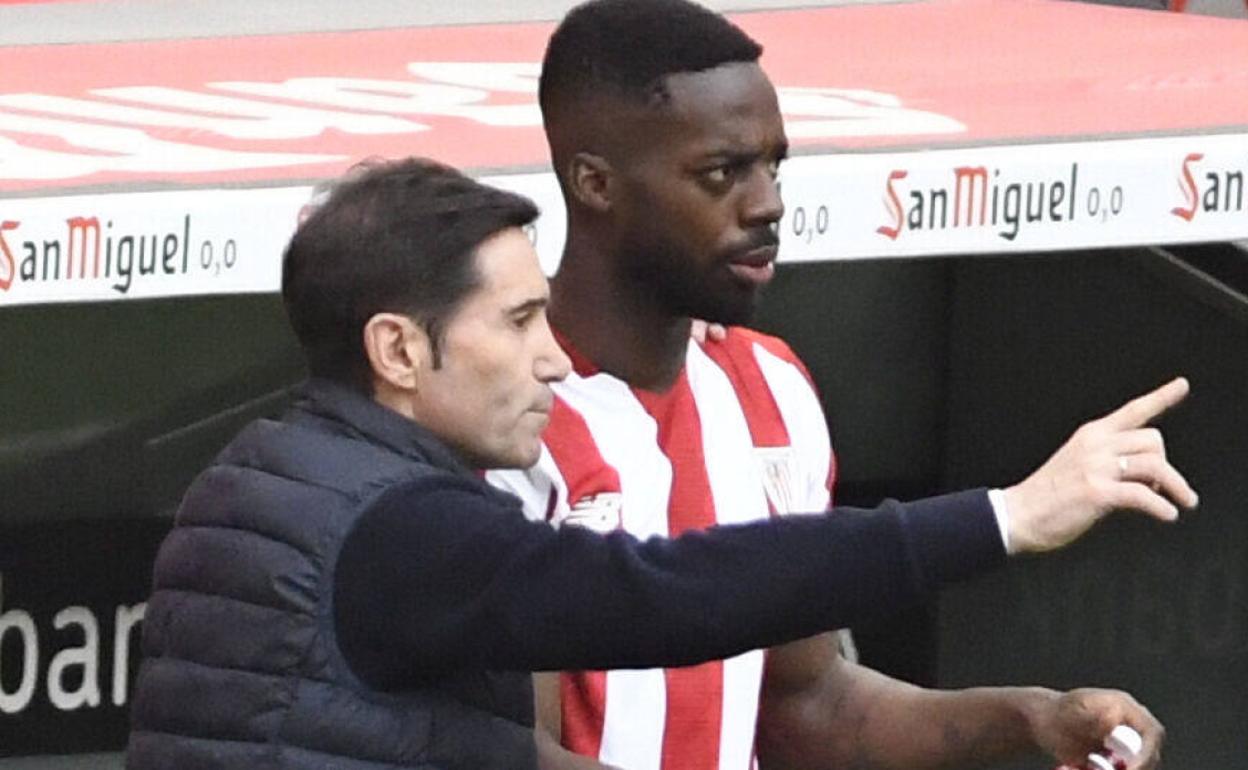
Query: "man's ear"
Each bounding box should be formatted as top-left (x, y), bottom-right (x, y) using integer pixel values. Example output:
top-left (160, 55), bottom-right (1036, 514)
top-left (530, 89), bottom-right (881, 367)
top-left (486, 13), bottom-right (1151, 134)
top-left (362, 312), bottom-right (428, 393)
top-left (568, 152), bottom-right (614, 213)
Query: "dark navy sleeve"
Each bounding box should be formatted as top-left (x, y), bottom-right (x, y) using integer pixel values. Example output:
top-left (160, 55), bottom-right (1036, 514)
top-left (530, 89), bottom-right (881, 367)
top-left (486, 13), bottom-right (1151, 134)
top-left (333, 476), bottom-right (1003, 689)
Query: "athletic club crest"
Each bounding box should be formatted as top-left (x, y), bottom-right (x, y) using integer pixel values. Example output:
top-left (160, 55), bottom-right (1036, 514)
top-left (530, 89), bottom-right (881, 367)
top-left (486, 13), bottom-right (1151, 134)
top-left (754, 446), bottom-right (798, 513)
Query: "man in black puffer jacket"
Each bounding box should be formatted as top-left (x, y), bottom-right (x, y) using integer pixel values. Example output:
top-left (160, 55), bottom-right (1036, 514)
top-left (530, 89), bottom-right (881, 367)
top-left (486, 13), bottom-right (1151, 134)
top-left (126, 158), bottom-right (1195, 769)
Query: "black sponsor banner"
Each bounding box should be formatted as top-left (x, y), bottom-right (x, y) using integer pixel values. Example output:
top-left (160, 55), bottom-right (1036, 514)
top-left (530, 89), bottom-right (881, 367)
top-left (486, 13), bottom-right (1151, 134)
top-left (0, 518), bottom-right (170, 756)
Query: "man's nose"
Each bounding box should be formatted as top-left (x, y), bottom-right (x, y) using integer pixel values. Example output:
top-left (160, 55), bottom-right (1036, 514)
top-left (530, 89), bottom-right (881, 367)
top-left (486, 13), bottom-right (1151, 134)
top-left (742, 165), bottom-right (784, 228)
top-left (535, 324), bottom-right (572, 384)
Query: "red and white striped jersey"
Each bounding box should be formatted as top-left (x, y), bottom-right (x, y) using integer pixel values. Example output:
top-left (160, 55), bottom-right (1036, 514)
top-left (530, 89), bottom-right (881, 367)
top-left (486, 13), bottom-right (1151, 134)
top-left (487, 327), bottom-right (837, 770)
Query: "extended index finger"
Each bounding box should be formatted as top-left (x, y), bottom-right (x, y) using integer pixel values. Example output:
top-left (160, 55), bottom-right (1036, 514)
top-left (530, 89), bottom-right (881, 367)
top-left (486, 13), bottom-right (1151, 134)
top-left (1103, 377), bottom-right (1190, 430)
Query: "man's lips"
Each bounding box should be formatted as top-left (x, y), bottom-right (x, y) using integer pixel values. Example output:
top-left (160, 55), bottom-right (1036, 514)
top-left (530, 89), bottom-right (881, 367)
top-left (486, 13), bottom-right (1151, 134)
top-left (527, 407), bottom-right (552, 430)
top-left (530, 393), bottom-right (554, 417)
top-left (731, 244), bottom-right (778, 266)
top-left (727, 244), bottom-right (778, 284)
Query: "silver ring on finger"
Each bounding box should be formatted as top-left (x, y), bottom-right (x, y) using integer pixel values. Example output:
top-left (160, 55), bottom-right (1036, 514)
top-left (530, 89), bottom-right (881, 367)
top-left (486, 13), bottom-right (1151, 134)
top-left (1117, 455), bottom-right (1130, 478)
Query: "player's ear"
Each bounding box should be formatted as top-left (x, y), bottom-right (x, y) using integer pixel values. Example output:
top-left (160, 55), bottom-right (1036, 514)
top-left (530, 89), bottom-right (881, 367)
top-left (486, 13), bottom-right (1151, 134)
top-left (363, 312), bottom-right (428, 393)
top-left (568, 152), bottom-right (614, 213)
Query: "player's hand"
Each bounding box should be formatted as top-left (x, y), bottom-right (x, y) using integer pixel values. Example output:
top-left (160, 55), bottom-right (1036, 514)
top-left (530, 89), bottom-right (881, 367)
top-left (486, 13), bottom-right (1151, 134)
top-left (690, 319), bottom-right (727, 344)
top-left (1034, 689), bottom-right (1163, 770)
top-left (1004, 377), bottom-right (1198, 554)
top-left (536, 728), bottom-right (621, 770)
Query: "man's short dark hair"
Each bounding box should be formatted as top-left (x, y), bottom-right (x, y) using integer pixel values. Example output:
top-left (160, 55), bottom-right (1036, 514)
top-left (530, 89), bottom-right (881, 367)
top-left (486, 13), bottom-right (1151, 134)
top-left (539, 0), bottom-right (763, 116)
top-left (282, 157), bottom-right (539, 392)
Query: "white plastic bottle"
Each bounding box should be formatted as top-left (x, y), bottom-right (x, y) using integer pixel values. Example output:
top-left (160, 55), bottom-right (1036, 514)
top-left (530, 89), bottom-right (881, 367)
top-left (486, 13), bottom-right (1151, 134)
top-left (1084, 725), bottom-right (1143, 770)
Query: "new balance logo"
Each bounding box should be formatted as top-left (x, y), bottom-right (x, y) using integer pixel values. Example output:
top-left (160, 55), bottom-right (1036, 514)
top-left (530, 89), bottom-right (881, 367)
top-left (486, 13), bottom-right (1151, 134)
top-left (563, 492), bottom-right (623, 533)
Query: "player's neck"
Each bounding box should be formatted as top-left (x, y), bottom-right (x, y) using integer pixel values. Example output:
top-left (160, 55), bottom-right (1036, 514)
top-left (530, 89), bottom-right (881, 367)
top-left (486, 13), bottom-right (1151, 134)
top-left (550, 254), bottom-right (690, 393)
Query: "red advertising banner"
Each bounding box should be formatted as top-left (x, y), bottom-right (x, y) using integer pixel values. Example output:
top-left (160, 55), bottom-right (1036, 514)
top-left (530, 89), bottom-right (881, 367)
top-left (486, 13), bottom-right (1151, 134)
top-left (2, 0), bottom-right (1246, 192)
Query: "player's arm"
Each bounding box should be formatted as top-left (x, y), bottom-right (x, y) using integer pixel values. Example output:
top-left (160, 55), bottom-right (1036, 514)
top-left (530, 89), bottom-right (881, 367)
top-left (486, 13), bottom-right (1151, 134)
top-left (756, 635), bottom-right (1163, 770)
top-left (534, 672), bottom-right (563, 745)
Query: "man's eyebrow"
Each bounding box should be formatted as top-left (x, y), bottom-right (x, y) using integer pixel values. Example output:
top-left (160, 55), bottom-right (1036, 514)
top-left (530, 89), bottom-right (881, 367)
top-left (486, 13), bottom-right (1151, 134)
top-left (505, 297), bottom-right (549, 316)
top-left (698, 147), bottom-right (756, 163)
top-left (697, 143), bottom-right (788, 164)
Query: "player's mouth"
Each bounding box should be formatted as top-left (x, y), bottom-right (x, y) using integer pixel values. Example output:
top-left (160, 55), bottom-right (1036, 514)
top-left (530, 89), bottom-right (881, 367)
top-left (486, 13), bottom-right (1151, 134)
top-left (727, 244), bottom-right (778, 286)
top-left (529, 391), bottom-right (554, 421)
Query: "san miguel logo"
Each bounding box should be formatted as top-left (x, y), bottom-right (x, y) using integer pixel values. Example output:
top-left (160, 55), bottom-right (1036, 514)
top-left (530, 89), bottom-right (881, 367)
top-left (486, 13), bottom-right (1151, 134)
top-left (0, 214), bottom-right (241, 299)
top-left (0, 216), bottom-right (195, 295)
top-left (877, 163), bottom-right (1090, 242)
top-left (1171, 153), bottom-right (1245, 222)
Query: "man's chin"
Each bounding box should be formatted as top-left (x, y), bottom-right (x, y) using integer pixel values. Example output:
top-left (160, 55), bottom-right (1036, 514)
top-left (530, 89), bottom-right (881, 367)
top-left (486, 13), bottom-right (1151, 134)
top-left (464, 442), bottom-right (540, 472)
top-left (494, 441), bottom-right (543, 471)
top-left (691, 292), bottom-right (759, 328)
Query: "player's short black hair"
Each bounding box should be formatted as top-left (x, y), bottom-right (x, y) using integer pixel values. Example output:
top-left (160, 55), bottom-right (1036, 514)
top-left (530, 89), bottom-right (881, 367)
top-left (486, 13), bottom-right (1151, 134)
top-left (282, 157), bottom-right (538, 392)
top-left (539, 0), bottom-right (763, 116)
